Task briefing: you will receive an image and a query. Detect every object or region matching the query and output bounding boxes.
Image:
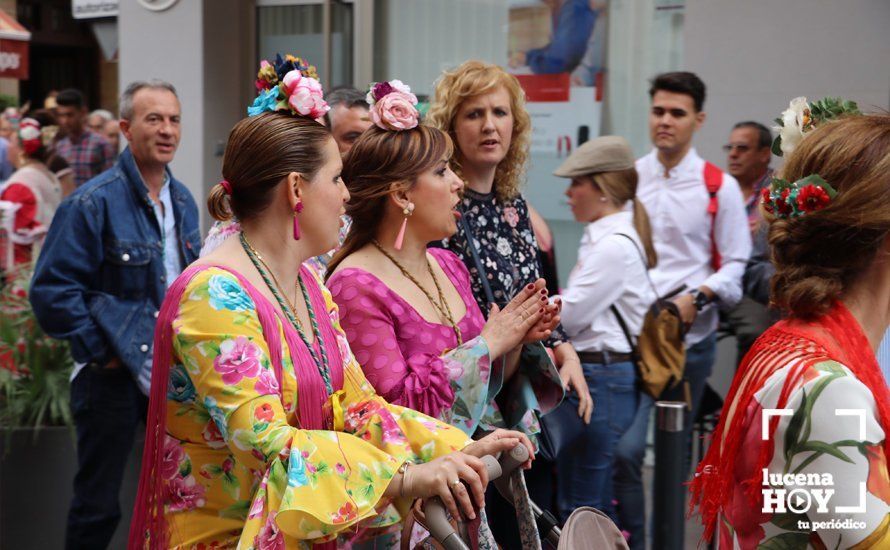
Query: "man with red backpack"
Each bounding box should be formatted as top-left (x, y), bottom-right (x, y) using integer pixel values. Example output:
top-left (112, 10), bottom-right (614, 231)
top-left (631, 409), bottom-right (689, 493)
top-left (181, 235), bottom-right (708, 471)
top-left (613, 71), bottom-right (751, 550)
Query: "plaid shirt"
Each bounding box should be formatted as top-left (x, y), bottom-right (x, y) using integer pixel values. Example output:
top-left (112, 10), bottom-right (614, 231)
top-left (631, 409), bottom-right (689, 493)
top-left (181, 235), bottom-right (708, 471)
top-left (55, 129), bottom-right (115, 187)
top-left (745, 168), bottom-right (773, 224)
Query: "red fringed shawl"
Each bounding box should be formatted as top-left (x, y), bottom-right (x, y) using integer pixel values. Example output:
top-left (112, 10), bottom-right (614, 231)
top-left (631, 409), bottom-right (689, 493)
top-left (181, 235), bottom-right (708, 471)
top-left (689, 301), bottom-right (890, 542)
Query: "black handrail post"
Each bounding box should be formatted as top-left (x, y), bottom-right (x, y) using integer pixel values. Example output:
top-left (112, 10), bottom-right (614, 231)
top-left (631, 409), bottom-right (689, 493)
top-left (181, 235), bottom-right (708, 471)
top-left (654, 401), bottom-right (686, 550)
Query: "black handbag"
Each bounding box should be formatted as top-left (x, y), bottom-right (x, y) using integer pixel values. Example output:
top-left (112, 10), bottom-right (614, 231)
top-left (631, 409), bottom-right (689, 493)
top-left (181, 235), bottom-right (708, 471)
top-left (536, 388), bottom-right (587, 462)
top-left (457, 212), bottom-right (584, 462)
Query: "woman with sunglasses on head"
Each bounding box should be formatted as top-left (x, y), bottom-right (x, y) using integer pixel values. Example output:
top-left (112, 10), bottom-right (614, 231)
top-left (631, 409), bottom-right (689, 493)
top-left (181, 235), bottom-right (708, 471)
top-left (128, 56), bottom-right (530, 550)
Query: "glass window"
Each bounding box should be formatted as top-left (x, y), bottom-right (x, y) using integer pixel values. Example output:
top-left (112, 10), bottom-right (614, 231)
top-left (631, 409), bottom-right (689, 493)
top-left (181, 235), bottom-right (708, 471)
top-left (257, 2), bottom-right (354, 89)
top-left (367, 0), bottom-right (685, 286)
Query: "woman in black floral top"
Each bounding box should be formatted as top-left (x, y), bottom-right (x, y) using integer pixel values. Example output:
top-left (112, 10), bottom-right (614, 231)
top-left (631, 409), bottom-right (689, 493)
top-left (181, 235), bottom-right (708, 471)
top-left (445, 187), bottom-right (566, 346)
top-left (428, 60), bottom-right (593, 539)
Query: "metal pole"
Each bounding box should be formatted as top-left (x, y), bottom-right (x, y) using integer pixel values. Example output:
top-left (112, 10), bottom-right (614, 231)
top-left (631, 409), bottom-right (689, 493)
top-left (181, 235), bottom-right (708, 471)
top-left (322, 0), bottom-right (332, 91)
top-left (654, 401), bottom-right (686, 550)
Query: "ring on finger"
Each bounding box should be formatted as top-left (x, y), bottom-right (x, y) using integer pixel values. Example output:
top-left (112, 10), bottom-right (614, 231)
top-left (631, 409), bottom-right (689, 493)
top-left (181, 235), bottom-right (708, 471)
top-left (450, 479), bottom-right (461, 490)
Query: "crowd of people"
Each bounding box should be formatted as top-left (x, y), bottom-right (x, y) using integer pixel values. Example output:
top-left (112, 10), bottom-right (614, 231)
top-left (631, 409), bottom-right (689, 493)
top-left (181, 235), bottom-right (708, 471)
top-left (5, 53), bottom-right (887, 550)
top-left (0, 88), bottom-right (119, 271)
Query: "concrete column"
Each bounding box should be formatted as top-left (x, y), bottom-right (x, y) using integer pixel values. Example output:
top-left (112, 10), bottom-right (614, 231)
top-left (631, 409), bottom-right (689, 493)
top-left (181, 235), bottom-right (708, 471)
top-left (119, 0), bottom-right (253, 230)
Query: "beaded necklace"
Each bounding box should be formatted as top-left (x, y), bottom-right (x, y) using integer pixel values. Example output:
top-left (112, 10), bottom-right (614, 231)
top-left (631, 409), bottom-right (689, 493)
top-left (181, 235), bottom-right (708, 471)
top-left (372, 239), bottom-right (463, 345)
top-left (240, 233), bottom-right (333, 394)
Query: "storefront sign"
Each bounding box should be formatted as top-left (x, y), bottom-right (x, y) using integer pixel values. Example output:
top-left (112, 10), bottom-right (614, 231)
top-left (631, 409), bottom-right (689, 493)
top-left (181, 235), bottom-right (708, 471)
top-left (72, 0), bottom-right (119, 20)
top-left (0, 39), bottom-right (28, 80)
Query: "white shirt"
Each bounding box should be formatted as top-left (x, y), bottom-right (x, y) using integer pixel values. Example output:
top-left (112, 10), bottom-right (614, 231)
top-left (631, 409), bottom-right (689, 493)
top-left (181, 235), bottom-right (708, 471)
top-left (150, 174), bottom-right (183, 289)
top-left (636, 148), bottom-right (751, 345)
top-left (560, 211), bottom-right (656, 353)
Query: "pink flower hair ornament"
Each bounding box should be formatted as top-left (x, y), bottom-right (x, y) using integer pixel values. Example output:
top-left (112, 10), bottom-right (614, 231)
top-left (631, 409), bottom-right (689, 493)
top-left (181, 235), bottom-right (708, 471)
top-left (248, 53), bottom-right (330, 120)
top-left (366, 79), bottom-right (419, 131)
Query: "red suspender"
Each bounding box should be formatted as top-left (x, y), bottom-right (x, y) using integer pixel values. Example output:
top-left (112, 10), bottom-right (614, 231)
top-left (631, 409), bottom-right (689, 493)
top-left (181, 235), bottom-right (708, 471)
top-left (703, 161), bottom-right (723, 272)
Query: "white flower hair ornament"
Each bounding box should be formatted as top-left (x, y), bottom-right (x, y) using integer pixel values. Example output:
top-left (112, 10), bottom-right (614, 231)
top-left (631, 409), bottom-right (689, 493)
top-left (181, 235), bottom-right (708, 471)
top-left (366, 80), bottom-right (420, 131)
top-left (772, 96), bottom-right (861, 157)
top-left (763, 96), bottom-right (861, 219)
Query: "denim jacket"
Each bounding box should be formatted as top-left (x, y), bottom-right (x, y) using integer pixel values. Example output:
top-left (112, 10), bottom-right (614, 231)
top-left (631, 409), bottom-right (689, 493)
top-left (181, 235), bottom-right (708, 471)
top-left (31, 147), bottom-right (201, 380)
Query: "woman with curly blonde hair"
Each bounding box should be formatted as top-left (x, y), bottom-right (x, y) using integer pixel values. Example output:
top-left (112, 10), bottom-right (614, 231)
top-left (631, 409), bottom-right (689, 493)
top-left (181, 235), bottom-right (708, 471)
top-left (428, 60), bottom-right (592, 543)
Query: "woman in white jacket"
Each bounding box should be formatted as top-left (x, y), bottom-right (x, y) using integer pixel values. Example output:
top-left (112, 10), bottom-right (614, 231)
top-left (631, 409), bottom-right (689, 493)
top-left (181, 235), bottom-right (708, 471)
top-left (553, 136), bottom-right (658, 526)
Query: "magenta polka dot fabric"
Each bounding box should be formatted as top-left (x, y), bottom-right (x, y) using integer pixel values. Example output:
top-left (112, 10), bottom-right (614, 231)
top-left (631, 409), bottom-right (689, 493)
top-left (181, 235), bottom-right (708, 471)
top-left (328, 248), bottom-right (487, 420)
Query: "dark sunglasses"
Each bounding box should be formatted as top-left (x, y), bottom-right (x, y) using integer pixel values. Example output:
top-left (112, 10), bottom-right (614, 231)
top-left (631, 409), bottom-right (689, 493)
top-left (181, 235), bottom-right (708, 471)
top-left (722, 143), bottom-right (752, 153)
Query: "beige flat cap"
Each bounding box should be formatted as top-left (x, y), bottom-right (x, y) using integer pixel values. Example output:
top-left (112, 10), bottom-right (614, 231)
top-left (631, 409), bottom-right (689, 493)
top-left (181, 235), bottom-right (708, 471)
top-left (554, 135), bottom-right (635, 178)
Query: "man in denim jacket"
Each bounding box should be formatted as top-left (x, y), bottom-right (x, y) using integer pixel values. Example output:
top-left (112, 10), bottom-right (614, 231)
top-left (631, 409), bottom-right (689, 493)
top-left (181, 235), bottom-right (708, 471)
top-left (31, 80), bottom-right (200, 550)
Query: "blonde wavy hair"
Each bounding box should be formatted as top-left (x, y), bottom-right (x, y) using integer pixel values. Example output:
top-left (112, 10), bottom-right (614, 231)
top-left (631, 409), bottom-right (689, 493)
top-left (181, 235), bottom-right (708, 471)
top-left (427, 60), bottom-right (531, 202)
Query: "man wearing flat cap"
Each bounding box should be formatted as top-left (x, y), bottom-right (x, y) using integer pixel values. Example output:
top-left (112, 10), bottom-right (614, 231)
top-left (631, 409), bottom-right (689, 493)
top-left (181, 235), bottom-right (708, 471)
top-left (550, 135), bottom-right (658, 524)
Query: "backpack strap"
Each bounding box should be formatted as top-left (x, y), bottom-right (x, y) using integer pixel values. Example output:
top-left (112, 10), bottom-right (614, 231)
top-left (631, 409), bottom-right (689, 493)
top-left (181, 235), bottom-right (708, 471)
top-left (608, 233), bottom-right (653, 357)
top-left (610, 303), bottom-right (637, 357)
top-left (612, 233), bottom-right (660, 299)
top-left (703, 161), bottom-right (723, 272)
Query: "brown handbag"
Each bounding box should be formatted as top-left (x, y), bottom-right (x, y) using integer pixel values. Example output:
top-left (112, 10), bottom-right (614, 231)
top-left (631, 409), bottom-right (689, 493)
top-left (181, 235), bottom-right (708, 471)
top-left (610, 234), bottom-right (687, 401)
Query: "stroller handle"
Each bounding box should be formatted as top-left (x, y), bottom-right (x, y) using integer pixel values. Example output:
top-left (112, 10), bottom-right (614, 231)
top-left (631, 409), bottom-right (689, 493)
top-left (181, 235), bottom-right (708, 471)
top-left (422, 445), bottom-right (532, 550)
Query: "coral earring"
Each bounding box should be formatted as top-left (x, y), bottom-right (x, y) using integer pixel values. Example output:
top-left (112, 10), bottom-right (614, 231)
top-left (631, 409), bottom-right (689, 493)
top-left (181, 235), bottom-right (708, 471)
top-left (393, 215), bottom-right (408, 250)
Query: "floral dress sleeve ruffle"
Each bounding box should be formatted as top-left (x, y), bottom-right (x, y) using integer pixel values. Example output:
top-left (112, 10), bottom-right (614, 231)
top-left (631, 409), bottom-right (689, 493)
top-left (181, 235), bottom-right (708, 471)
top-left (170, 269), bottom-right (470, 548)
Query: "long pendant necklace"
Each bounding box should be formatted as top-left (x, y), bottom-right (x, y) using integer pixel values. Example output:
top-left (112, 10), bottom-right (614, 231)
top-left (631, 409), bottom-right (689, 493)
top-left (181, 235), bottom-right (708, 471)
top-left (240, 233), bottom-right (333, 394)
top-left (372, 239), bottom-right (463, 346)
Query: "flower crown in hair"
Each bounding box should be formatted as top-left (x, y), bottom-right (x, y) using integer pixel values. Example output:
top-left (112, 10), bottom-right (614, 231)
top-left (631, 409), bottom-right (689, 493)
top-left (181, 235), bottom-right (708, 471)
top-left (366, 80), bottom-right (419, 131)
top-left (248, 54), bottom-right (329, 120)
top-left (18, 118), bottom-right (56, 156)
top-left (761, 96), bottom-right (859, 219)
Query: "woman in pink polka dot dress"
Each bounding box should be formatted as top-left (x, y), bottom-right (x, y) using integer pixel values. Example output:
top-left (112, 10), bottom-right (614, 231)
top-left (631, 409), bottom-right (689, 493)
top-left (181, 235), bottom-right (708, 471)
top-left (326, 106), bottom-right (564, 440)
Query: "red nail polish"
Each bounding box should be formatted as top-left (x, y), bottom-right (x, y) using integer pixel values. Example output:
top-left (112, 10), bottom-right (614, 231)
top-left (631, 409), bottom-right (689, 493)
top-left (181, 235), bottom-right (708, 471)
top-left (540, 296), bottom-right (547, 302)
top-left (539, 307), bottom-right (544, 313)
top-left (526, 283), bottom-right (534, 290)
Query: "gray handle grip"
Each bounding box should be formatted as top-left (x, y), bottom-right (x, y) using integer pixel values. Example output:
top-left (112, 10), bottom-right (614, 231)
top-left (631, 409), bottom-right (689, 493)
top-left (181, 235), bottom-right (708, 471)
top-left (422, 445), bottom-right (532, 547)
top-left (422, 455), bottom-right (501, 549)
top-left (492, 443), bottom-right (530, 503)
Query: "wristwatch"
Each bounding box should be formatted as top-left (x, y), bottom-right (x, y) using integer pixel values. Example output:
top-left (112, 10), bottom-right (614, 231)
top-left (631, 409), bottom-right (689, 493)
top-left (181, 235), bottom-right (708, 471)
top-left (692, 290), bottom-right (710, 312)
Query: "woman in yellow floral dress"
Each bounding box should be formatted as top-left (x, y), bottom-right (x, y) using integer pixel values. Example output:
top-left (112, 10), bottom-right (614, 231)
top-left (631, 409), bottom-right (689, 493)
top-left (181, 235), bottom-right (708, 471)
top-left (128, 56), bottom-right (533, 550)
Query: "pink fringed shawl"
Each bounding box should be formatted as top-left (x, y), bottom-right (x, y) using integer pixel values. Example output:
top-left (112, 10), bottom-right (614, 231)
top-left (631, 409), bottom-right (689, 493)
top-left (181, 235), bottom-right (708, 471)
top-left (128, 263), bottom-right (344, 549)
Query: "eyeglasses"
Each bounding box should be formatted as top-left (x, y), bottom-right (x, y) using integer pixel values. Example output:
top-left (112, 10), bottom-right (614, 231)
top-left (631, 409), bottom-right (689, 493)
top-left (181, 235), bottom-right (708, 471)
top-left (722, 143), bottom-right (751, 153)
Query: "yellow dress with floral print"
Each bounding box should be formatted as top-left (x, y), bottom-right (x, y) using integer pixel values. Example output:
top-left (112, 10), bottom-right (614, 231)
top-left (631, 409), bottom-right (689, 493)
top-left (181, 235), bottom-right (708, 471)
top-left (162, 267), bottom-right (470, 549)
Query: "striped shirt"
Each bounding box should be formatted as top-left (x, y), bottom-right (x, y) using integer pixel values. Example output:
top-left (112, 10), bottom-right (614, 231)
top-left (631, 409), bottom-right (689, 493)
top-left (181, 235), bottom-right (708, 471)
top-left (55, 129), bottom-right (115, 187)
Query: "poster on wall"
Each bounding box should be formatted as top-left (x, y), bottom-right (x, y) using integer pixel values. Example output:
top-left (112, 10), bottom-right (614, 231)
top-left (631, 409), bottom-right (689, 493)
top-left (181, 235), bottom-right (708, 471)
top-left (507, 0), bottom-right (605, 158)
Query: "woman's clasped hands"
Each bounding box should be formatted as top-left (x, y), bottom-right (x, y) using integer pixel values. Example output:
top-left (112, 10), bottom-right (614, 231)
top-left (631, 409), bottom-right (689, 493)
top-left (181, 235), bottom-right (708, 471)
top-left (481, 278), bottom-right (561, 358)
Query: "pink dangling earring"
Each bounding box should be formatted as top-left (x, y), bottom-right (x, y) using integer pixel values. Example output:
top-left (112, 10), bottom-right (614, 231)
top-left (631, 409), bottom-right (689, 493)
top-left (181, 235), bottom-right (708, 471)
top-left (394, 202), bottom-right (413, 250)
top-left (292, 201), bottom-right (304, 240)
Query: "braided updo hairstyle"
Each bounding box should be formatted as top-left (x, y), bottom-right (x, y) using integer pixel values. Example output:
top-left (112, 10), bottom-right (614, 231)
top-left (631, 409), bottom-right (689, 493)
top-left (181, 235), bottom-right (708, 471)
top-left (768, 113), bottom-right (890, 318)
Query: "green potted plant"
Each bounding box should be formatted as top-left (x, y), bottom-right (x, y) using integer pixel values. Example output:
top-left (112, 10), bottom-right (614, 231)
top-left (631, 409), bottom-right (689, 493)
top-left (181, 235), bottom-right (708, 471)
top-left (0, 265), bottom-right (76, 547)
top-left (0, 267), bottom-right (74, 430)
